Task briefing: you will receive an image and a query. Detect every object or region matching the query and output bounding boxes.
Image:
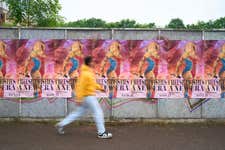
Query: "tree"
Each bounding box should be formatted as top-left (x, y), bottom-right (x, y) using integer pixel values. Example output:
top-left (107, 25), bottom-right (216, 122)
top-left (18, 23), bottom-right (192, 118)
top-left (85, 18), bottom-right (106, 27)
top-left (135, 23), bottom-right (156, 28)
top-left (64, 18), bottom-right (157, 28)
top-left (186, 21), bottom-right (208, 30)
top-left (65, 18), bottom-right (106, 28)
top-left (212, 17), bottom-right (225, 29)
top-left (166, 18), bottom-right (185, 29)
top-left (3, 0), bottom-right (62, 26)
top-left (186, 17), bottom-right (225, 30)
top-left (117, 19), bottom-right (137, 28)
top-left (105, 22), bottom-right (119, 28)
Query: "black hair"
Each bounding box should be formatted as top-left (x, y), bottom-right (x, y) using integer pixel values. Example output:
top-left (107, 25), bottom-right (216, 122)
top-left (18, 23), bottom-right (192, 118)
top-left (84, 56), bottom-right (93, 66)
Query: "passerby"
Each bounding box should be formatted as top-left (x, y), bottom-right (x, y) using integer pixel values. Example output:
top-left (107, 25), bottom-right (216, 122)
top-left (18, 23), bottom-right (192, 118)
top-left (55, 56), bottom-right (112, 139)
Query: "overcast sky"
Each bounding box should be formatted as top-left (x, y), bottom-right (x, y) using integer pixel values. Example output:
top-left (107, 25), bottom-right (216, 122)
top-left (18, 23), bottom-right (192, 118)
top-left (59, 0), bottom-right (225, 27)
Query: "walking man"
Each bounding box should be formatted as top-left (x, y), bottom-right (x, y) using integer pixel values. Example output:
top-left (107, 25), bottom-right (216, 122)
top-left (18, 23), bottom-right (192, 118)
top-left (55, 56), bottom-right (112, 139)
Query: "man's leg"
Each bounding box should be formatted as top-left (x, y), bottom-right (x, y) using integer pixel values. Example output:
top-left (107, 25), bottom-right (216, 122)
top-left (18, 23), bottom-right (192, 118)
top-left (85, 96), bottom-right (112, 138)
top-left (85, 96), bottom-right (105, 134)
top-left (56, 102), bottom-right (87, 134)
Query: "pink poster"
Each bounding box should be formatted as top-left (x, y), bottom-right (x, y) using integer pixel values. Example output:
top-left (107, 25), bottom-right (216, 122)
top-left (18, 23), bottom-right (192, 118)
top-left (0, 39), bottom-right (224, 98)
top-left (204, 40), bottom-right (225, 98)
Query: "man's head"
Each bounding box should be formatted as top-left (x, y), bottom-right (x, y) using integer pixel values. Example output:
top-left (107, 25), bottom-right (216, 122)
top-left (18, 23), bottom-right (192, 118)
top-left (84, 56), bottom-right (93, 67)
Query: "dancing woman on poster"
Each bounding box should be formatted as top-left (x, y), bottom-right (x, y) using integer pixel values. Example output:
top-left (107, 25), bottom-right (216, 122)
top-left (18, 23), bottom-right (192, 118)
top-left (62, 41), bottom-right (83, 95)
top-left (100, 41), bottom-right (122, 99)
top-left (62, 41), bottom-right (83, 78)
top-left (0, 41), bottom-right (8, 79)
top-left (0, 41), bottom-right (8, 96)
top-left (175, 42), bottom-right (198, 98)
top-left (24, 41), bottom-right (46, 97)
top-left (138, 41), bottom-right (160, 99)
top-left (212, 43), bottom-right (225, 98)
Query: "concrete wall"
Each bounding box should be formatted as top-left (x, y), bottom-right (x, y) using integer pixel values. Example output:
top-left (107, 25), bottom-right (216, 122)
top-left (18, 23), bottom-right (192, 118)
top-left (0, 27), bottom-right (225, 119)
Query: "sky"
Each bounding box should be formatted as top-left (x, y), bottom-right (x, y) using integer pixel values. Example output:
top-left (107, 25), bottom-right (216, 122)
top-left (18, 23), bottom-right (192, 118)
top-left (59, 0), bottom-right (225, 27)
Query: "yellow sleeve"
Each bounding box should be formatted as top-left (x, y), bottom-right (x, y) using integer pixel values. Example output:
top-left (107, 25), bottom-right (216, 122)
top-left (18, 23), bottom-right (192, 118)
top-left (84, 72), bottom-right (103, 91)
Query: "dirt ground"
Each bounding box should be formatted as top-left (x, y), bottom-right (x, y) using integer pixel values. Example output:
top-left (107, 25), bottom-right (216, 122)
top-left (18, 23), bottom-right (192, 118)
top-left (0, 121), bottom-right (225, 150)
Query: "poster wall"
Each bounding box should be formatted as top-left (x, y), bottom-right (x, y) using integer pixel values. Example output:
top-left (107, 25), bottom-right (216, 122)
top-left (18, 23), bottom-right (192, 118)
top-left (0, 39), bottom-right (224, 98)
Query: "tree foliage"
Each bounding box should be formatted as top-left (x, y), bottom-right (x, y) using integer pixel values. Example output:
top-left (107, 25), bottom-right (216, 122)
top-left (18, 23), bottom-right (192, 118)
top-left (65, 18), bottom-right (106, 28)
top-left (64, 18), bottom-right (156, 28)
top-left (186, 17), bottom-right (225, 29)
top-left (166, 18), bottom-right (186, 29)
top-left (3, 0), bottom-right (63, 26)
top-left (2, 0), bottom-right (225, 29)
top-left (165, 17), bottom-right (225, 29)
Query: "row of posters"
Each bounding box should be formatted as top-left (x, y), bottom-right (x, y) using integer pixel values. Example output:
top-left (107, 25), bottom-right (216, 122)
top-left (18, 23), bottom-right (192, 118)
top-left (0, 39), bottom-right (224, 98)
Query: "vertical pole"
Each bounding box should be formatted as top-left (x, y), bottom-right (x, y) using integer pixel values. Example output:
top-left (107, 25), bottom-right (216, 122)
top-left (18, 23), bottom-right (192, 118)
top-left (110, 29), bottom-right (114, 120)
top-left (157, 29), bottom-right (161, 118)
top-left (111, 29), bottom-right (114, 40)
top-left (18, 27), bottom-right (22, 118)
top-left (202, 30), bottom-right (205, 40)
top-left (18, 27), bottom-right (21, 40)
top-left (64, 29), bottom-right (68, 116)
top-left (201, 30), bottom-right (205, 119)
top-left (64, 29), bottom-right (68, 40)
top-left (158, 29), bottom-right (161, 40)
